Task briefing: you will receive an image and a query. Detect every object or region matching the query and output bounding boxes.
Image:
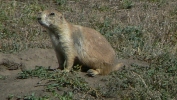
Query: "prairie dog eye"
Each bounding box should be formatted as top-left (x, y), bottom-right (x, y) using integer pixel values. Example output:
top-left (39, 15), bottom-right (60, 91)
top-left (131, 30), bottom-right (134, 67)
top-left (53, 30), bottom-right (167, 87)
top-left (49, 12), bottom-right (55, 16)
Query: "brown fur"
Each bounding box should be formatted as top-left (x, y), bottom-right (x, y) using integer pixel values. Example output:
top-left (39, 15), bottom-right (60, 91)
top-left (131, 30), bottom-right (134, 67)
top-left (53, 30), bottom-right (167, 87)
top-left (38, 10), bottom-right (123, 76)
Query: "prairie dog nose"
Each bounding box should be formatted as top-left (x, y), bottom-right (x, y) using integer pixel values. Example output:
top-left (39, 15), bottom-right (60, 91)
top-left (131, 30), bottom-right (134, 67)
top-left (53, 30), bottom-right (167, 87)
top-left (37, 17), bottom-right (41, 20)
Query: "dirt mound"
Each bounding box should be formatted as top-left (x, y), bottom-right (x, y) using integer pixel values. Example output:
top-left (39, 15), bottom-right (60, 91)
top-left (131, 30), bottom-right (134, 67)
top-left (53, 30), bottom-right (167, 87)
top-left (0, 48), bottom-right (149, 99)
top-left (0, 48), bottom-right (105, 99)
top-left (0, 48), bottom-right (57, 99)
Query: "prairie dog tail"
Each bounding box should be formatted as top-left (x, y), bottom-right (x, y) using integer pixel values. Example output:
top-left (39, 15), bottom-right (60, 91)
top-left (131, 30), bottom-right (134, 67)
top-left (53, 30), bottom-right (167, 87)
top-left (115, 59), bottom-right (149, 71)
top-left (114, 62), bottom-right (125, 71)
top-left (110, 59), bottom-right (149, 75)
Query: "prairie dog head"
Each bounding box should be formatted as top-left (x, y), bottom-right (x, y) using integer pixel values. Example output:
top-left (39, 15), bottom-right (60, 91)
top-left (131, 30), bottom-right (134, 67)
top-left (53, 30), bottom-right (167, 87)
top-left (37, 10), bottom-right (65, 29)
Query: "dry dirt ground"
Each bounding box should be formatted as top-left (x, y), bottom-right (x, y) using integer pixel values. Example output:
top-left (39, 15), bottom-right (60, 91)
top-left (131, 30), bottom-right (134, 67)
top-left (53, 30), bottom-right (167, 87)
top-left (0, 48), bottom-right (58, 99)
top-left (0, 48), bottom-right (149, 100)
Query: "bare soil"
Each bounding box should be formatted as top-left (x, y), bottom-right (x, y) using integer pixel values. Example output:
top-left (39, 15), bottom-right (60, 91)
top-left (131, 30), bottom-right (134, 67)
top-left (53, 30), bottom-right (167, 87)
top-left (0, 48), bottom-right (149, 100)
top-left (0, 48), bottom-right (58, 99)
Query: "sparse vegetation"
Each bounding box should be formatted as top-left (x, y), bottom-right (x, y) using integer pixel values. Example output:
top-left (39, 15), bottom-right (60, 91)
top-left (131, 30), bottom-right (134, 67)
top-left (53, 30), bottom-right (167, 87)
top-left (0, 0), bottom-right (177, 99)
top-left (121, 0), bottom-right (133, 9)
top-left (17, 66), bottom-right (99, 99)
top-left (7, 93), bottom-right (50, 100)
top-left (0, 75), bottom-right (6, 80)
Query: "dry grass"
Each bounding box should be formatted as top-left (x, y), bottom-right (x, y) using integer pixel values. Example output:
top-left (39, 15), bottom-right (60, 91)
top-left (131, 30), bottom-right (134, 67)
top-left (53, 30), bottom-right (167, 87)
top-left (0, 0), bottom-right (177, 99)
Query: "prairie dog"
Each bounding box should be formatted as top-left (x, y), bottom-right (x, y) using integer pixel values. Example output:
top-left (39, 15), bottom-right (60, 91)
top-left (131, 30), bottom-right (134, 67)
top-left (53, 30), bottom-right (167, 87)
top-left (37, 10), bottom-right (123, 76)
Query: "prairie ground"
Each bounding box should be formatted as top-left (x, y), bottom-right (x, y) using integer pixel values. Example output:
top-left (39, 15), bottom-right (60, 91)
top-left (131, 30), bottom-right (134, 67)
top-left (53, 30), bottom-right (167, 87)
top-left (0, 0), bottom-right (177, 100)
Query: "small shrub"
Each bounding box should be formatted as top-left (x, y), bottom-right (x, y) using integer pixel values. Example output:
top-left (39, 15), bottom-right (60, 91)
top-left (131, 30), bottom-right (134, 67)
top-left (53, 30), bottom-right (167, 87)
top-left (121, 0), bottom-right (133, 9)
top-left (56, 0), bottom-right (67, 5)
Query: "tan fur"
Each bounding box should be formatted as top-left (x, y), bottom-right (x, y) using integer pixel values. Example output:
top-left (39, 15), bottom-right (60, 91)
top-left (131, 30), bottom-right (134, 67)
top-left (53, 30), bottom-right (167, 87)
top-left (38, 10), bottom-right (123, 76)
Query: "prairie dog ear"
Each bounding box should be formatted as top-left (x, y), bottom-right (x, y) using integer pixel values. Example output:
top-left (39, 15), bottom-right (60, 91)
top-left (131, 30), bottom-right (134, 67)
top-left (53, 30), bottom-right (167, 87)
top-left (60, 14), bottom-right (64, 19)
top-left (54, 9), bottom-right (64, 16)
top-left (57, 12), bottom-right (64, 20)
